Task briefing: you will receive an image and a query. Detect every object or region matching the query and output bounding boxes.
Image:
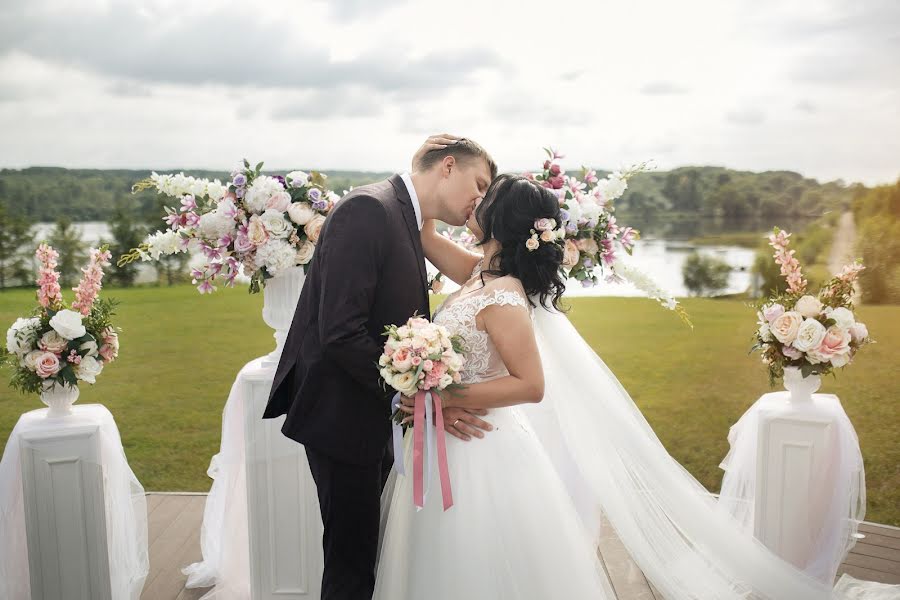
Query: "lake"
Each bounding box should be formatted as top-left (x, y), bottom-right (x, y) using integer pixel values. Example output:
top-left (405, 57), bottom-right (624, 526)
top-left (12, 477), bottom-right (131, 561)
top-left (32, 216), bottom-right (801, 297)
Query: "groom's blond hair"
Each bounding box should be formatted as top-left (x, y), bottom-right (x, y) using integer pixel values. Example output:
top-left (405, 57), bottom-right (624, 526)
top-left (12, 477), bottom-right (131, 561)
top-left (414, 138), bottom-right (498, 179)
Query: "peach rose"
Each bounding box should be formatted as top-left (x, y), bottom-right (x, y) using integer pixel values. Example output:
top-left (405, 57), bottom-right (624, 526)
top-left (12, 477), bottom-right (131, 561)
top-left (807, 326), bottom-right (851, 365)
top-left (39, 331), bottom-right (69, 354)
top-left (770, 311), bottom-right (803, 344)
top-left (576, 238), bottom-right (599, 255)
top-left (304, 215), bottom-right (326, 244)
top-left (265, 191), bottom-right (292, 212)
top-left (562, 240), bottom-right (580, 268)
top-left (247, 216), bottom-right (269, 246)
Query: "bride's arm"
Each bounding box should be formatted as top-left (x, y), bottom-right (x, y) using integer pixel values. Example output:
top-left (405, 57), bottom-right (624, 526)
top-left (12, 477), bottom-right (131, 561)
top-left (421, 219), bottom-right (483, 285)
top-left (400, 298), bottom-right (544, 413)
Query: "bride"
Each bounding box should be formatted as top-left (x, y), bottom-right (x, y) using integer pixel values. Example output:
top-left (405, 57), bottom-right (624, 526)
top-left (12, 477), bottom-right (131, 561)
top-left (374, 152), bottom-right (836, 598)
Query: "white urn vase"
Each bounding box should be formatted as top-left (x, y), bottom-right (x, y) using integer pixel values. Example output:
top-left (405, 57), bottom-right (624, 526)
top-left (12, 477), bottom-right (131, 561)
top-left (260, 266), bottom-right (306, 369)
top-left (782, 366), bottom-right (821, 404)
top-left (40, 381), bottom-right (80, 417)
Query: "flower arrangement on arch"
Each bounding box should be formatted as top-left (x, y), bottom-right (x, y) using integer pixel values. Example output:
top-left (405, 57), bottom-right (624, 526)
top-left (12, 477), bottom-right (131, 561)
top-left (2, 244), bottom-right (120, 394)
top-left (751, 227), bottom-right (872, 385)
top-left (120, 160), bottom-right (341, 294)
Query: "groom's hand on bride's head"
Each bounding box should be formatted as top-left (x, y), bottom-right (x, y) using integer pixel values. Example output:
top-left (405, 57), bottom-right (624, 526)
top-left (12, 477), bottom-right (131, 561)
top-left (411, 134), bottom-right (461, 170)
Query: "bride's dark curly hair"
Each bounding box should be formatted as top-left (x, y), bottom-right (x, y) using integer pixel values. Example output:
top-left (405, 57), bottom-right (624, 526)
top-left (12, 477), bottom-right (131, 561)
top-left (474, 174), bottom-right (567, 311)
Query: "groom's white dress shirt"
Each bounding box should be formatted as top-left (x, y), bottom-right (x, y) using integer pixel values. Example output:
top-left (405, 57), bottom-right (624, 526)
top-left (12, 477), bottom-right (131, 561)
top-left (400, 172), bottom-right (423, 231)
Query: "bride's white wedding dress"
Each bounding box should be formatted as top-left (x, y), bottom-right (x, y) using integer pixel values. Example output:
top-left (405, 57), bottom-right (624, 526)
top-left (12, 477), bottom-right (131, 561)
top-left (375, 278), bottom-right (617, 599)
top-left (374, 263), bottom-right (866, 599)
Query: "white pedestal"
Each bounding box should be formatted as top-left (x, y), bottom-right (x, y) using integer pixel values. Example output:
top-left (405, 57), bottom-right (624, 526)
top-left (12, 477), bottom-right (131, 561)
top-left (718, 391), bottom-right (866, 584)
top-left (242, 365), bottom-right (323, 600)
top-left (19, 423), bottom-right (113, 600)
top-left (754, 409), bottom-right (835, 567)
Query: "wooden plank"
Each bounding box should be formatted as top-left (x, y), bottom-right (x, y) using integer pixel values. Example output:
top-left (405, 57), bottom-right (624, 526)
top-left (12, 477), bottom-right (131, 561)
top-left (848, 542), bottom-right (900, 563)
top-left (142, 495), bottom-right (206, 600)
top-left (597, 522), bottom-right (656, 600)
top-left (175, 586), bottom-right (212, 600)
top-left (842, 552), bottom-right (900, 576)
top-left (837, 564), bottom-right (900, 586)
top-left (860, 522), bottom-right (900, 539)
top-left (146, 502), bottom-right (208, 600)
top-left (854, 532), bottom-right (900, 551)
top-left (145, 494), bottom-right (163, 517)
top-left (147, 495), bottom-right (188, 547)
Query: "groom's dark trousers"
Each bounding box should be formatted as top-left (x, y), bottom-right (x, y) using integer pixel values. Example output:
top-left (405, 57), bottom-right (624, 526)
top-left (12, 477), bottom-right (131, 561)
top-left (263, 174), bottom-right (430, 600)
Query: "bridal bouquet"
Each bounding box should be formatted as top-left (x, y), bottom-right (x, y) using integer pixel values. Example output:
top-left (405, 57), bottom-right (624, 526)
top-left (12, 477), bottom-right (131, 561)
top-left (752, 227), bottom-right (872, 384)
top-left (120, 160), bottom-right (340, 294)
top-left (2, 244), bottom-right (120, 394)
top-left (380, 315), bottom-right (465, 511)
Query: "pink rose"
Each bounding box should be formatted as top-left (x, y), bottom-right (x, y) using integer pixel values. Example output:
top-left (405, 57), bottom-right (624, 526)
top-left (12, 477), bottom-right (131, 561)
top-left (39, 331), bottom-right (69, 354)
top-left (234, 233), bottom-right (254, 253)
top-left (411, 356), bottom-right (422, 367)
top-left (549, 164), bottom-right (562, 176)
top-left (392, 348), bottom-right (412, 372)
top-left (807, 326), bottom-right (851, 365)
top-left (763, 303), bottom-right (785, 323)
top-left (535, 218), bottom-right (555, 232)
top-left (266, 191), bottom-right (291, 212)
top-left (304, 215), bottom-right (326, 244)
top-left (548, 175), bottom-right (565, 189)
top-left (35, 351), bottom-right (61, 378)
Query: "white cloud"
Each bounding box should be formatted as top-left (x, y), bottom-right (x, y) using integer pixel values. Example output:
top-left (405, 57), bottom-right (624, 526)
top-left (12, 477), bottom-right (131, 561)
top-left (0, 0), bottom-right (897, 185)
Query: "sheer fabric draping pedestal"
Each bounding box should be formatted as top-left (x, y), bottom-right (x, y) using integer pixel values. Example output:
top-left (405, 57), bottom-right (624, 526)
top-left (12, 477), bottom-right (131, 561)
top-left (0, 404), bottom-right (149, 600)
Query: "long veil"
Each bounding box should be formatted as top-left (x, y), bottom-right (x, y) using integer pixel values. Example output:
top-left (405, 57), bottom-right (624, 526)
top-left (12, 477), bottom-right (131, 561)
top-left (521, 306), bottom-right (836, 599)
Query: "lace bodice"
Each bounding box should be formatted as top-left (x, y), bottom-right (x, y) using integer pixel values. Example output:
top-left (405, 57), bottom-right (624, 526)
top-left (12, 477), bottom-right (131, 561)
top-left (433, 268), bottom-right (531, 384)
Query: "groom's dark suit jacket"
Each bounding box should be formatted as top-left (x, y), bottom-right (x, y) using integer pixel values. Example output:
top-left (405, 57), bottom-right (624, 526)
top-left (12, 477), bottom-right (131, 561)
top-left (263, 174), bottom-right (430, 465)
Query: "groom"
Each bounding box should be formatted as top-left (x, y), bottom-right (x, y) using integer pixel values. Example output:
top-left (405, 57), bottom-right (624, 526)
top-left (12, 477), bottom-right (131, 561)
top-left (263, 138), bottom-right (497, 599)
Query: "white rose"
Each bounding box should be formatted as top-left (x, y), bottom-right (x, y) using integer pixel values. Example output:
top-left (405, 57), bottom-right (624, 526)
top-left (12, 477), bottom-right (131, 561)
top-left (286, 171), bottom-right (309, 187)
top-left (266, 191), bottom-right (292, 212)
top-left (23, 349), bottom-right (43, 371)
top-left (49, 309), bottom-right (86, 340)
top-left (79, 339), bottom-right (99, 358)
top-left (287, 202), bottom-right (315, 226)
top-left (6, 317), bottom-right (40, 355)
top-left (824, 306), bottom-right (855, 330)
top-left (296, 240), bottom-right (315, 265)
top-left (830, 352), bottom-right (851, 368)
top-left (438, 374), bottom-right (454, 389)
top-left (259, 209), bottom-right (293, 239)
top-left (770, 311), bottom-right (804, 344)
top-left (849, 322), bottom-right (868, 343)
top-left (75, 355), bottom-right (103, 384)
top-left (794, 295), bottom-right (824, 318)
top-left (39, 331), bottom-right (69, 353)
top-left (392, 372), bottom-right (418, 396)
top-left (792, 318), bottom-right (827, 352)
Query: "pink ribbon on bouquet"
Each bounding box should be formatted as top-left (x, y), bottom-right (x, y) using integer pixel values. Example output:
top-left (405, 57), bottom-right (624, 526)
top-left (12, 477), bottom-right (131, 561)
top-left (412, 390), bottom-right (454, 511)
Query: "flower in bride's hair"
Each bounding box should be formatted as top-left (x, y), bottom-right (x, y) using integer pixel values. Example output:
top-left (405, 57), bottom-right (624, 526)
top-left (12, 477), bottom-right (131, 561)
top-left (540, 230), bottom-right (555, 243)
top-left (535, 218), bottom-right (556, 232)
top-left (525, 234), bottom-right (540, 252)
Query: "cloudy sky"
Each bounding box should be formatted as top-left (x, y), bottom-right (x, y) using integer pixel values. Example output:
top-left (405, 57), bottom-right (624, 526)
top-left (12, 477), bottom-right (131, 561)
top-left (1, 0), bottom-right (898, 185)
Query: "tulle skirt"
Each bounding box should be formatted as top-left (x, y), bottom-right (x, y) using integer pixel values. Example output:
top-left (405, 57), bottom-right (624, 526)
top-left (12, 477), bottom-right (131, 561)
top-left (374, 406), bottom-right (616, 600)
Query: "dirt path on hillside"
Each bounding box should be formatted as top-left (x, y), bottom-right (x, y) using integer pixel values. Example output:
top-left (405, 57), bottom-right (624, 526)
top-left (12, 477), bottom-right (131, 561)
top-left (827, 211), bottom-right (862, 302)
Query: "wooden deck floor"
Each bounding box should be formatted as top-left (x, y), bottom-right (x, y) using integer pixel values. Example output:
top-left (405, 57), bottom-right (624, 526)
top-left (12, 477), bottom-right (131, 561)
top-left (142, 492), bottom-right (900, 600)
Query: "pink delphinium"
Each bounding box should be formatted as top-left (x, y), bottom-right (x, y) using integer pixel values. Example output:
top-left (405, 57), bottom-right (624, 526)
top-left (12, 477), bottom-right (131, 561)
top-left (768, 229), bottom-right (807, 294)
top-left (71, 247), bottom-right (112, 316)
top-left (35, 244), bottom-right (63, 309)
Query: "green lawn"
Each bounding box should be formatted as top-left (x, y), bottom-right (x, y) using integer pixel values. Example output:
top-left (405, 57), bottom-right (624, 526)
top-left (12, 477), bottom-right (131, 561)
top-left (2, 287), bottom-right (898, 526)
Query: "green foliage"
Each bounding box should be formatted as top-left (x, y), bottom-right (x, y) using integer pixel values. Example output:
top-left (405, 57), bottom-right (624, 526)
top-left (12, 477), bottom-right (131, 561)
top-left (682, 252), bottom-right (731, 297)
top-left (105, 203), bottom-right (147, 287)
top-left (0, 205), bottom-right (34, 289)
top-left (617, 166), bottom-right (854, 219)
top-left (851, 180), bottom-right (900, 304)
top-left (47, 217), bottom-right (87, 287)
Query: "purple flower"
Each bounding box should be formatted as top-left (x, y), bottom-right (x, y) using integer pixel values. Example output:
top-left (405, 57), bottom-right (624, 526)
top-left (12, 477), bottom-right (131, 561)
top-left (581, 278), bottom-right (594, 288)
top-left (565, 221), bottom-right (578, 234)
top-left (235, 187), bottom-right (246, 198)
top-left (232, 174), bottom-right (247, 187)
top-left (559, 208), bottom-right (570, 224)
top-left (582, 257), bottom-right (594, 268)
top-left (190, 268), bottom-right (204, 279)
top-left (197, 280), bottom-right (215, 294)
top-left (273, 175), bottom-right (286, 188)
top-left (307, 188), bottom-right (322, 202)
top-left (218, 234), bottom-right (233, 248)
